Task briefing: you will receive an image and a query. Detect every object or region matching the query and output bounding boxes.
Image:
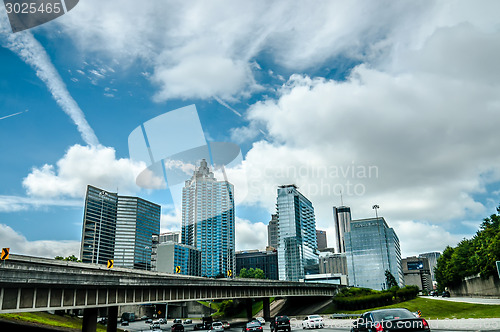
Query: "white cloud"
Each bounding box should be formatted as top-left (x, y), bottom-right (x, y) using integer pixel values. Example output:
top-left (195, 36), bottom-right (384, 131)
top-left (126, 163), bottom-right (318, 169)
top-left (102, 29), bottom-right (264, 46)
top-left (23, 144), bottom-right (146, 198)
top-left (235, 217), bottom-right (267, 251)
top-left (160, 210), bottom-right (182, 233)
top-left (0, 224), bottom-right (80, 258)
top-left (0, 195), bottom-right (81, 212)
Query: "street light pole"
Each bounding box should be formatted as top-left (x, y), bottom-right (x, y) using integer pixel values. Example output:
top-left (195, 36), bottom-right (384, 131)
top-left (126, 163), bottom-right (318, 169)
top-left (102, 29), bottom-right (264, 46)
top-left (372, 204), bottom-right (380, 220)
top-left (95, 191), bottom-right (108, 264)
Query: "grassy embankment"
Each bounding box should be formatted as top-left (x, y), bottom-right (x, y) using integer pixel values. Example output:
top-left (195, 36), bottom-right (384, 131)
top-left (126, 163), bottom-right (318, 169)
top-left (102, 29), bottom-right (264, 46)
top-left (0, 312), bottom-right (126, 331)
top-left (321, 297), bottom-right (500, 319)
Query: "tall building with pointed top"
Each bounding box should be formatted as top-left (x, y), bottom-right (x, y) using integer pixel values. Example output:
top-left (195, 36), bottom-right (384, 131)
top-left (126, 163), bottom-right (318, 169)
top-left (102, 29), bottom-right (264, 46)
top-left (181, 159), bottom-right (235, 277)
top-left (333, 206), bottom-right (352, 253)
top-left (276, 184), bottom-right (319, 281)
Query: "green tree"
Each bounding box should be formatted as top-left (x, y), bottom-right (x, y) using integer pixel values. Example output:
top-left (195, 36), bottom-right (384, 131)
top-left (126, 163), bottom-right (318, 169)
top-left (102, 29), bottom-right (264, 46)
top-left (385, 270), bottom-right (398, 289)
top-left (237, 267), bottom-right (266, 279)
top-left (55, 255), bottom-right (81, 262)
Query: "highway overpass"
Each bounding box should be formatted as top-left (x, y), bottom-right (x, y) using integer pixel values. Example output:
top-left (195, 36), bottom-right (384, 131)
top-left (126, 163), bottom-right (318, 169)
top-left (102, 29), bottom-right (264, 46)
top-left (0, 254), bottom-right (341, 331)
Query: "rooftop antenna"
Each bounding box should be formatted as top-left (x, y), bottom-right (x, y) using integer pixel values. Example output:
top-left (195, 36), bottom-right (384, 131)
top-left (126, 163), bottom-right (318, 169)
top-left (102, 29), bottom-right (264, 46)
top-left (340, 190), bottom-right (344, 206)
top-left (372, 204), bottom-right (380, 219)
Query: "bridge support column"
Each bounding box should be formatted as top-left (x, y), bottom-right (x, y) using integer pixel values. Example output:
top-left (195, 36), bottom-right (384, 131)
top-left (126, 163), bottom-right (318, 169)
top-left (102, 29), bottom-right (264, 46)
top-left (245, 298), bottom-right (253, 321)
top-left (263, 297), bottom-right (270, 321)
top-left (107, 306), bottom-right (118, 332)
top-left (82, 308), bottom-right (98, 332)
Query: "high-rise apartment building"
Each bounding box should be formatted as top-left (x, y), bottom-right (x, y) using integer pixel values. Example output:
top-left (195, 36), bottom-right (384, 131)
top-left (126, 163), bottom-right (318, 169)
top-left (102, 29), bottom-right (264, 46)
top-left (345, 217), bottom-right (403, 290)
top-left (268, 214), bottom-right (279, 249)
top-left (80, 185), bottom-right (160, 270)
top-left (316, 230), bottom-right (327, 250)
top-left (181, 159), bottom-right (235, 278)
top-left (80, 186), bottom-right (118, 265)
top-left (333, 206), bottom-right (351, 253)
top-left (276, 185), bottom-right (319, 281)
top-left (114, 196), bottom-right (161, 269)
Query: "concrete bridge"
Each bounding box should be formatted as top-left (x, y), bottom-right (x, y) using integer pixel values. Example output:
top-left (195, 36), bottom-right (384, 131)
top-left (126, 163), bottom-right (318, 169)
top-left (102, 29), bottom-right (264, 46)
top-left (0, 255), bottom-right (340, 331)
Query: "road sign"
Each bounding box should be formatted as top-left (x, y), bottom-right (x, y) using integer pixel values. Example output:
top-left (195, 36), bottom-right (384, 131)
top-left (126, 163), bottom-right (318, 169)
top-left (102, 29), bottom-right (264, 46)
top-left (417, 310), bottom-right (422, 317)
top-left (496, 261), bottom-right (500, 278)
top-left (107, 260), bottom-right (114, 269)
top-left (1, 248), bottom-right (9, 260)
top-left (158, 310), bottom-right (162, 315)
top-left (227, 270), bottom-right (232, 277)
top-left (175, 266), bottom-right (181, 273)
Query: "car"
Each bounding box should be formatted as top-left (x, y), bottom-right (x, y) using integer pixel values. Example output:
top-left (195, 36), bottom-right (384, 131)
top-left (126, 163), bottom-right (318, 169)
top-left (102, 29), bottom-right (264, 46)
top-left (194, 323), bottom-right (205, 330)
top-left (255, 317), bottom-right (266, 324)
top-left (211, 321), bottom-right (225, 332)
top-left (121, 320), bottom-right (129, 326)
top-left (222, 321), bottom-right (231, 329)
top-left (270, 315), bottom-right (291, 332)
top-left (243, 321), bottom-right (263, 332)
top-left (442, 290), bottom-right (450, 297)
top-left (159, 318), bottom-right (167, 324)
top-left (146, 318), bottom-right (153, 324)
top-left (429, 290), bottom-right (438, 297)
top-left (302, 315), bottom-right (324, 329)
top-left (185, 319), bottom-right (193, 324)
top-left (172, 323), bottom-right (185, 332)
top-left (351, 308), bottom-right (430, 332)
top-left (142, 315), bottom-right (149, 320)
top-left (98, 317), bottom-right (107, 325)
top-left (151, 322), bottom-right (161, 330)
top-left (174, 319), bottom-right (183, 324)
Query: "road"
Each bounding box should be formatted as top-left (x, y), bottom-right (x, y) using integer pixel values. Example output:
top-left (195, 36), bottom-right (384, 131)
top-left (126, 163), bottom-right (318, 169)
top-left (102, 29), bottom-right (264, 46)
top-left (119, 318), bottom-right (500, 332)
top-left (422, 295), bottom-right (500, 305)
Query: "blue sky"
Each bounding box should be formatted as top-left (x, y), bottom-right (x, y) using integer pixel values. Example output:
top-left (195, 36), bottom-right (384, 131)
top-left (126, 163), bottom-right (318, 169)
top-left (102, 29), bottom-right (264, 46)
top-left (1, 1), bottom-right (500, 258)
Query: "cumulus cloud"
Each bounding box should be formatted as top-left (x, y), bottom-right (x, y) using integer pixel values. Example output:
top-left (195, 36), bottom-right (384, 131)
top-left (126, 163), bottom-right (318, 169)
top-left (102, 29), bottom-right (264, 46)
top-left (23, 144), bottom-right (146, 198)
top-left (0, 224), bottom-right (80, 258)
top-left (0, 195), bottom-right (81, 212)
top-left (235, 217), bottom-right (268, 251)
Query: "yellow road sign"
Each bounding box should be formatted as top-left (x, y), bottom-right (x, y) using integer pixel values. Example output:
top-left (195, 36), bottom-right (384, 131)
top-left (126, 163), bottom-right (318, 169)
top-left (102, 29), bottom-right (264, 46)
top-left (227, 269), bottom-right (232, 277)
top-left (107, 260), bottom-right (114, 268)
top-left (175, 266), bottom-right (181, 273)
top-left (1, 248), bottom-right (9, 260)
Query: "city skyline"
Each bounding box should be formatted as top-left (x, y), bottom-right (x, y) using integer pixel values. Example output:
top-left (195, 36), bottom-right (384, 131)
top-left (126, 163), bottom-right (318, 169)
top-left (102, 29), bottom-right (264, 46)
top-left (1, 2), bottom-right (500, 261)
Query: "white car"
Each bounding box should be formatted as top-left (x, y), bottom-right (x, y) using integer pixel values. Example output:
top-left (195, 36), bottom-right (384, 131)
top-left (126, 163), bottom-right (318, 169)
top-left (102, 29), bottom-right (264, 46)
top-left (211, 321), bottom-right (225, 332)
top-left (302, 315), bottom-right (324, 329)
top-left (255, 317), bottom-right (266, 324)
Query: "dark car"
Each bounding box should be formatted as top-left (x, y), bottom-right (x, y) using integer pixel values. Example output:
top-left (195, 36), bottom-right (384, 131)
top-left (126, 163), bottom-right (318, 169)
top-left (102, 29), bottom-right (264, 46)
top-left (442, 291), bottom-right (450, 297)
top-left (243, 321), bottom-right (263, 332)
top-left (222, 321), bottom-right (231, 329)
top-left (351, 308), bottom-right (430, 332)
top-left (428, 290), bottom-right (438, 297)
top-left (270, 315), bottom-right (291, 332)
top-left (121, 320), bottom-right (129, 326)
top-left (172, 323), bottom-right (185, 332)
top-left (146, 318), bottom-right (153, 324)
top-left (194, 323), bottom-right (206, 330)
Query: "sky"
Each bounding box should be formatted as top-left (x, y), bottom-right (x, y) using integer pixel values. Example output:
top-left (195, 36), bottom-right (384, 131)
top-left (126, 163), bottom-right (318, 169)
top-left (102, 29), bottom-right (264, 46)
top-left (1, 1), bottom-right (500, 260)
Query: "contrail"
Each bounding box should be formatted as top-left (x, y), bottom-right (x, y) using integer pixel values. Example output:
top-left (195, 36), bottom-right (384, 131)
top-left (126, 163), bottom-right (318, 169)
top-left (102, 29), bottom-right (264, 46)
top-left (214, 96), bottom-right (242, 117)
top-left (0, 13), bottom-right (99, 146)
top-left (0, 110), bottom-right (28, 121)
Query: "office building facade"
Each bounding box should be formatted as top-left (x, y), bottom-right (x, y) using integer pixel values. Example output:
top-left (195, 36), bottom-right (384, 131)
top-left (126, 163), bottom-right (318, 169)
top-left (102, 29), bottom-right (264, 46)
top-left (419, 251), bottom-right (441, 282)
top-left (236, 249), bottom-right (278, 280)
top-left (345, 217), bottom-right (403, 290)
top-left (319, 252), bottom-right (348, 275)
top-left (333, 206), bottom-right (351, 253)
top-left (154, 241), bottom-right (202, 276)
top-left (316, 230), bottom-right (327, 250)
top-left (276, 185), bottom-right (319, 281)
top-left (114, 196), bottom-right (161, 269)
top-left (268, 214), bottom-right (279, 249)
top-left (181, 159), bottom-right (235, 278)
top-left (159, 231), bottom-right (181, 243)
top-left (80, 185), bottom-right (160, 270)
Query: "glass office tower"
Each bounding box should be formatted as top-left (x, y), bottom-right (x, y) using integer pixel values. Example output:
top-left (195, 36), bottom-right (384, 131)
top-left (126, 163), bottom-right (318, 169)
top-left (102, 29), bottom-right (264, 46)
top-left (345, 217), bottom-right (403, 290)
top-left (80, 185), bottom-right (160, 270)
top-left (276, 184), bottom-right (319, 281)
top-left (114, 196), bottom-right (161, 269)
top-left (181, 159), bottom-right (235, 277)
top-left (80, 185), bottom-right (118, 265)
top-left (333, 206), bottom-right (352, 253)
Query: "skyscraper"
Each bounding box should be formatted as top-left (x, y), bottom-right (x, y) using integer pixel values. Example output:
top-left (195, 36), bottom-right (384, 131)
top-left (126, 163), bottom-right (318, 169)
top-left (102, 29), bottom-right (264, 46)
top-left (419, 251), bottom-right (441, 282)
top-left (276, 184), bottom-right (319, 281)
top-left (345, 217), bottom-right (402, 290)
top-left (268, 214), bottom-right (279, 249)
top-left (80, 185), bottom-right (160, 269)
top-left (333, 206), bottom-right (351, 253)
top-left (316, 230), bottom-right (327, 250)
top-left (114, 196), bottom-right (161, 269)
top-left (80, 186), bottom-right (118, 265)
top-left (181, 159), bottom-right (235, 278)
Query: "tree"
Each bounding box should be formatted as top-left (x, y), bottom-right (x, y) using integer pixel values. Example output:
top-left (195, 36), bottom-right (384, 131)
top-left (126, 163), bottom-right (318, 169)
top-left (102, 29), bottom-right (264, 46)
top-left (55, 255), bottom-right (81, 262)
top-left (237, 267), bottom-right (266, 279)
top-left (385, 270), bottom-right (398, 289)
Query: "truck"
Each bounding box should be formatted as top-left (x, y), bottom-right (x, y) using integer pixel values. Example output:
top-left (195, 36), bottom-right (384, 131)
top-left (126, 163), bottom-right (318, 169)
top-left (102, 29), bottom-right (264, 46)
top-left (121, 312), bottom-right (136, 322)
